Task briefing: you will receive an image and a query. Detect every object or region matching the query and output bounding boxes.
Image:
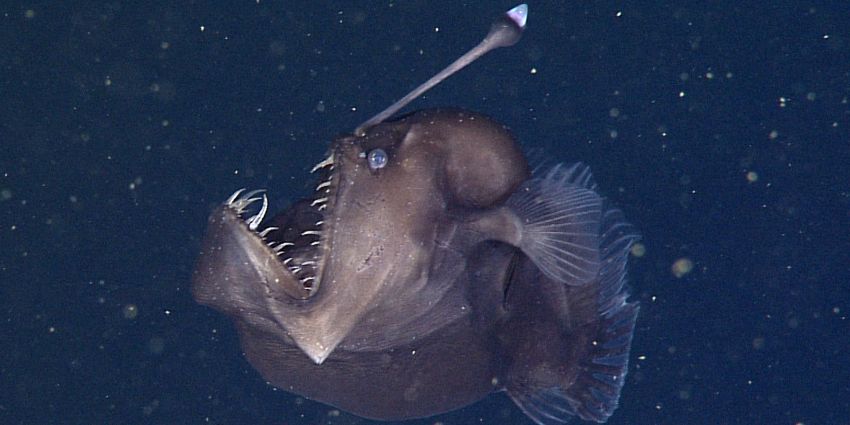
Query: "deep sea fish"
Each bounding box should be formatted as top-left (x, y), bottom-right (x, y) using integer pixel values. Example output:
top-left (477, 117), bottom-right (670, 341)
top-left (192, 4), bottom-right (639, 423)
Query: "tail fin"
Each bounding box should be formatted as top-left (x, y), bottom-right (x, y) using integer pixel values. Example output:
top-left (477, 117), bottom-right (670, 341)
top-left (503, 164), bottom-right (640, 424)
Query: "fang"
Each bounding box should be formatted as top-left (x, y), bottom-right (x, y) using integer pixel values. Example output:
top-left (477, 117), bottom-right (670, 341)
top-left (310, 154), bottom-right (335, 173)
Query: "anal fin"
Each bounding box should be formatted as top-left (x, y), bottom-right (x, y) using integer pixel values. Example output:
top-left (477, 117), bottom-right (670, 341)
top-left (507, 301), bottom-right (639, 424)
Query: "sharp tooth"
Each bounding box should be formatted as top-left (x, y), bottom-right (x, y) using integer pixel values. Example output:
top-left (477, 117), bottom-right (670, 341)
top-left (317, 204), bottom-right (327, 211)
top-left (231, 189), bottom-right (265, 213)
top-left (280, 242), bottom-right (294, 248)
top-left (241, 189), bottom-right (265, 202)
top-left (310, 197), bottom-right (328, 207)
top-left (310, 241), bottom-right (321, 246)
top-left (247, 194), bottom-right (268, 230)
top-left (315, 220), bottom-right (324, 226)
top-left (310, 154), bottom-right (335, 173)
top-left (301, 230), bottom-right (322, 236)
top-left (226, 188), bottom-right (247, 206)
top-left (316, 180), bottom-right (331, 191)
top-left (289, 266), bottom-right (302, 274)
top-left (300, 261), bottom-right (316, 266)
top-left (283, 257), bottom-right (293, 265)
top-left (258, 227), bottom-right (279, 238)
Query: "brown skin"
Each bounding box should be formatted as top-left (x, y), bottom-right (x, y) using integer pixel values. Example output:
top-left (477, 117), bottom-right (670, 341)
top-left (318, 109), bottom-right (529, 352)
top-left (192, 108), bottom-right (638, 422)
top-left (193, 109), bottom-right (529, 417)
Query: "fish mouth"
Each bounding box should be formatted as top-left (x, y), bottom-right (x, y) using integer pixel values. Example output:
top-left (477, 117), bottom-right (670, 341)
top-left (222, 151), bottom-right (339, 299)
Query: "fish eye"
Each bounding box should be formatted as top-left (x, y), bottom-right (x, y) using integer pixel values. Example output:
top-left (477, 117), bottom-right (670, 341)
top-left (367, 148), bottom-right (388, 170)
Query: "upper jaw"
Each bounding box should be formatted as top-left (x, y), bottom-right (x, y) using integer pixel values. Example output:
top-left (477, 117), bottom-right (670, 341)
top-left (221, 147), bottom-right (342, 300)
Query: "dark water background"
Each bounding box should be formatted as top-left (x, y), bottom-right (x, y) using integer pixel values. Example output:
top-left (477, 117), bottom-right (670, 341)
top-left (2, 1), bottom-right (848, 424)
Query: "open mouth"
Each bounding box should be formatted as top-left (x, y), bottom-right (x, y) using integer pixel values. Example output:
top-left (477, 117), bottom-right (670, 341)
top-left (222, 151), bottom-right (338, 298)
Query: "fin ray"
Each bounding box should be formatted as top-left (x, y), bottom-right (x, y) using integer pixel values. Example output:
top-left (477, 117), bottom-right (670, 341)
top-left (506, 163), bottom-right (604, 285)
top-left (504, 163), bottom-right (640, 424)
top-left (508, 386), bottom-right (577, 425)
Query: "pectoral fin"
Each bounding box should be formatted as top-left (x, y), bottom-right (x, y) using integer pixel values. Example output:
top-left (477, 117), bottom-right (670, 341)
top-left (505, 163), bottom-right (603, 285)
